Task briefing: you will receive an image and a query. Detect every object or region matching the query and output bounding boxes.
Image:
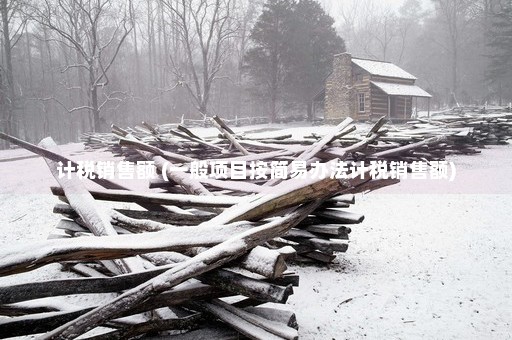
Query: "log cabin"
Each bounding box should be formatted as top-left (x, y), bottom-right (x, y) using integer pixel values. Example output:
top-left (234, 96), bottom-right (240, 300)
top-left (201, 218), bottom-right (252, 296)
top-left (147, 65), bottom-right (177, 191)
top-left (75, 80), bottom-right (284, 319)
top-left (313, 52), bottom-right (431, 122)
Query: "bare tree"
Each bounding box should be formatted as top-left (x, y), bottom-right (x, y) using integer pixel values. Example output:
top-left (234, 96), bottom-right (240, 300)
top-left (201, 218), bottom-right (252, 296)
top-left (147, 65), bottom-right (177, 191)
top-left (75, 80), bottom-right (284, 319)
top-left (338, 0), bottom-right (363, 52)
top-left (370, 9), bottom-right (398, 61)
top-left (31, 0), bottom-right (132, 132)
top-left (432, 0), bottom-right (475, 102)
top-left (1, 0), bottom-right (27, 143)
top-left (162, 0), bottom-right (239, 119)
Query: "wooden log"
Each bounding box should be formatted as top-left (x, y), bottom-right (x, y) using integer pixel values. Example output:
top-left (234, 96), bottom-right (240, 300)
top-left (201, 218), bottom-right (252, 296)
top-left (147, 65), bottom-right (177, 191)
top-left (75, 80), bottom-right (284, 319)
top-left (366, 116), bottom-right (388, 137)
top-left (54, 204), bottom-right (210, 226)
top-left (0, 309), bottom-right (95, 337)
top-left (115, 131), bottom-right (214, 197)
top-left (265, 118), bottom-right (354, 186)
top-left (81, 313), bottom-right (203, 340)
top-left (0, 133), bottom-right (122, 190)
top-left (371, 135), bottom-right (447, 158)
top-left (155, 322), bottom-right (239, 340)
top-left (171, 127), bottom-right (225, 151)
top-left (301, 251), bottom-right (336, 263)
top-left (303, 224), bottom-right (351, 238)
top-left (308, 238), bottom-right (348, 253)
top-left (267, 274), bottom-right (300, 288)
top-left (326, 194), bottom-right (355, 204)
top-left (314, 209), bottom-right (365, 224)
top-left (39, 201), bottom-right (320, 339)
top-left (153, 154), bottom-right (214, 196)
top-left (0, 263), bottom-right (172, 304)
top-left (148, 177), bottom-right (178, 188)
top-left (235, 246), bottom-right (288, 279)
top-left (207, 161), bottom-right (348, 225)
top-left (0, 304), bottom-right (60, 316)
top-left (145, 245), bottom-right (288, 280)
top-left (200, 269), bottom-right (293, 303)
top-left (119, 137), bottom-right (195, 163)
top-left (0, 221), bottom-right (255, 276)
top-left (50, 186), bottom-right (240, 208)
top-left (0, 285), bottom-right (218, 337)
top-left (0, 133), bottom-right (167, 212)
top-left (68, 263), bottom-right (109, 278)
top-left (39, 137), bottom-right (144, 274)
top-left (243, 306), bottom-right (298, 330)
top-left (212, 115), bottom-right (250, 155)
top-left (199, 299), bottom-right (298, 340)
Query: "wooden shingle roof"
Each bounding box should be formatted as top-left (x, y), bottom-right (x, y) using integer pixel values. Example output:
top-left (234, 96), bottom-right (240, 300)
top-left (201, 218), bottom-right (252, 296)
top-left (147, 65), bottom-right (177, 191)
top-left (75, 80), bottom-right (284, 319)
top-left (352, 58), bottom-right (417, 80)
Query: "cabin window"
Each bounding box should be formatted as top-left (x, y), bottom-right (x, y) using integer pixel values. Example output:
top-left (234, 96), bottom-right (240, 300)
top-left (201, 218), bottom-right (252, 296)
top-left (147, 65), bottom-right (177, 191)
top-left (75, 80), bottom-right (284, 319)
top-left (358, 93), bottom-right (365, 112)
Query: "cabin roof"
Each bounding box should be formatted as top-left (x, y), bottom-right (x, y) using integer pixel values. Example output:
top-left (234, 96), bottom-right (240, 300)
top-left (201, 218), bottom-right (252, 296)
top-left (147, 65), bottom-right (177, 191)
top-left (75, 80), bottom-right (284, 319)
top-left (352, 58), bottom-right (417, 80)
top-left (371, 81), bottom-right (432, 98)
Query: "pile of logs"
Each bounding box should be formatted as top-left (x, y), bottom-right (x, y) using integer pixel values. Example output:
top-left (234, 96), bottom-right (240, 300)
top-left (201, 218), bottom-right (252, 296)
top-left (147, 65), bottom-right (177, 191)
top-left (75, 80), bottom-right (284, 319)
top-left (0, 115), bottom-right (476, 338)
top-left (410, 111), bottom-right (512, 145)
top-left (80, 117), bottom-right (464, 164)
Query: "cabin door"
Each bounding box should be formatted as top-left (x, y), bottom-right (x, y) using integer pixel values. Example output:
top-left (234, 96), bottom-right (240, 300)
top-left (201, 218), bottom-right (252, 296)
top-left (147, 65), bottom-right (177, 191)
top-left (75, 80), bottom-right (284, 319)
top-left (388, 96), bottom-right (397, 118)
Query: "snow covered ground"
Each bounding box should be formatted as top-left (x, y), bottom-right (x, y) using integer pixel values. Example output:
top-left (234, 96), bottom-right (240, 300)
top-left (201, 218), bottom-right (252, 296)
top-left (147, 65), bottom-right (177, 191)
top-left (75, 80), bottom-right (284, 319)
top-left (0, 130), bottom-right (511, 339)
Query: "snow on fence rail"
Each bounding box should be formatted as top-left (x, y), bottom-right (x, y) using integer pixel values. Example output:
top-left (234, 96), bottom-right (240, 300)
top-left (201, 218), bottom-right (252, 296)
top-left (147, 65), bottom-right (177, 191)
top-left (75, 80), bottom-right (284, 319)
top-left (180, 115), bottom-right (270, 127)
top-left (0, 111), bottom-right (505, 339)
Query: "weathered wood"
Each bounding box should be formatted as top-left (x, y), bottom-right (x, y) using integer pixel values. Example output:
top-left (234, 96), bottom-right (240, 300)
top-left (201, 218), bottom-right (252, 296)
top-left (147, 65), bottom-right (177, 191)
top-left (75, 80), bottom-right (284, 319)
top-left (201, 269), bottom-right (293, 303)
top-left (40, 202), bottom-right (320, 339)
top-left (119, 137), bottom-right (195, 163)
top-left (265, 118), bottom-right (354, 186)
top-left (0, 133), bottom-right (122, 190)
top-left (303, 224), bottom-right (352, 238)
top-left (301, 251), bottom-right (336, 263)
top-left (0, 221), bottom-right (254, 276)
top-left (50, 186), bottom-right (240, 208)
top-left (243, 306), bottom-right (298, 330)
top-left (171, 126), bottom-right (226, 152)
top-left (207, 163), bottom-right (348, 225)
top-left (200, 299), bottom-right (298, 340)
top-left (212, 115), bottom-right (250, 155)
top-left (0, 304), bottom-right (60, 316)
top-left (308, 238), bottom-right (348, 253)
top-left (371, 135), bottom-right (447, 158)
top-left (235, 246), bottom-right (288, 279)
top-left (145, 246), bottom-right (288, 280)
top-left (314, 209), bottom-right (365, 224)
top-left (54, 204), bottom-right (210, 226)
top-left (0, 263), bottom-right (173, 304)
top-left (327, 194), bottom-right (355, 204)
top-left (82, 313), bottom-right (203, 340)
top-left (0, 285), bottom-right (218, 337)
top-left (0, 133), bottom-right (167, 212)
top-left (156, 155), bottom-right (214, 196)
top-left (156, 322), bottom-right (239, 340)
top-left (39, 137), bottom-right (144, 274)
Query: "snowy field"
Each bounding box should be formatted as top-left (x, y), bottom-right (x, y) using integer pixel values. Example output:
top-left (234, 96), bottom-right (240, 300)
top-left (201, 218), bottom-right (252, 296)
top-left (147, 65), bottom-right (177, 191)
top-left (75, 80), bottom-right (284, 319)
top-left (0, 127), bottom-right (511, 339)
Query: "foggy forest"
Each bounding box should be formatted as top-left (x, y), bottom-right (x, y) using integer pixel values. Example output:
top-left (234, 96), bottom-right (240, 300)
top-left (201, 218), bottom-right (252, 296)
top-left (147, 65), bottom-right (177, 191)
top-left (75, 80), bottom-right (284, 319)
top-left (1, 0), bottom-right (511, 145)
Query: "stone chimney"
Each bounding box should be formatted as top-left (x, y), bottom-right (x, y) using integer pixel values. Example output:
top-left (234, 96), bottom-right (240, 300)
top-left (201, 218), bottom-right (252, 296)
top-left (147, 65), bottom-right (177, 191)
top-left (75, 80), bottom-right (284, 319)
top-left (325, 52), bottom-right (354, 121)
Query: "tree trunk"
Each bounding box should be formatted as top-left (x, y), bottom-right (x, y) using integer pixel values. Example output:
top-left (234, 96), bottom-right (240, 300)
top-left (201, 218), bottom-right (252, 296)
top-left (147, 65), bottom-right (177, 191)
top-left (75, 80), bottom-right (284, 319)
top-left (1, 0), bottom-right (14, 142)
top-left (129, 0), bottom-right (142, 97)
top-left (452, 39), bottom-right (458, 104)
top-left (270, 89), bottom-right (277, 123)
top-left (306, 101), bottom-right (313, 121)
top-left (25, 31), bottom-right (34, 92)
top-left (91, 87), bottom-right (100, 132)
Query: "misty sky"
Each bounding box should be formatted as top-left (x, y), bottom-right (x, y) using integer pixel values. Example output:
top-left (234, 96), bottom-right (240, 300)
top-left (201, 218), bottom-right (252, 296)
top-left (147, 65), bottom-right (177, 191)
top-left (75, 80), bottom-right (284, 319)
top-left (322, 0), bottom-right (433, 16)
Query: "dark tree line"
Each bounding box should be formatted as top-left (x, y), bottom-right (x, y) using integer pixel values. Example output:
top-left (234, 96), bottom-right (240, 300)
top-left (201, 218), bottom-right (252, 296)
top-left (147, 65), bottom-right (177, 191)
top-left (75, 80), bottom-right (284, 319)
top-left (245, 0), bottom-right (345, 122)
top-left (336, 0), bottom-right (512, 108)
top-left (1, 0), bottom-right (511, 148)
top-left (486, 0), bottom-right (512, 105)
top-left (0, 0), bottom-right (343, 146)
